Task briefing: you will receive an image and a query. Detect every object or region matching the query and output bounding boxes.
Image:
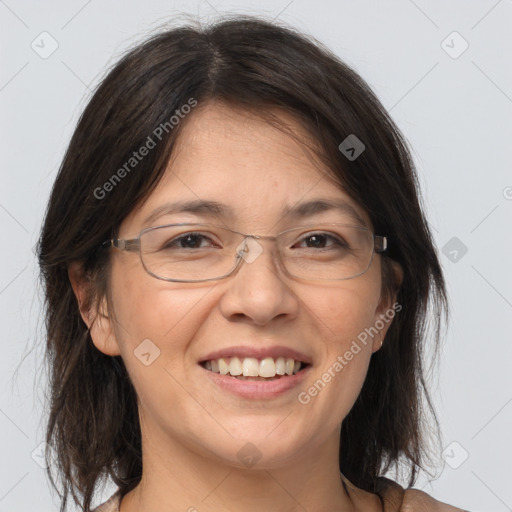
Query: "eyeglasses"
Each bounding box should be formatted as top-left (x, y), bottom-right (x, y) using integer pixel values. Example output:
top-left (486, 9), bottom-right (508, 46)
top-left (104, 223), bottom-right (387, 283)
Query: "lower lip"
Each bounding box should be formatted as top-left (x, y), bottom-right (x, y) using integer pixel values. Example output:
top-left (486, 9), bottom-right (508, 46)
top-left (200, 365), bottom-right (311, 399)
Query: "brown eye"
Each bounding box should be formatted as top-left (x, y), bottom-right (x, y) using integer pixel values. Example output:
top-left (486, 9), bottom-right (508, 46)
top-left (304, 234), bottom-right (329, 248)
top-left (293, 233), bottom-right (348, 249)
top-left (162, 233), bottom-right (216, 250)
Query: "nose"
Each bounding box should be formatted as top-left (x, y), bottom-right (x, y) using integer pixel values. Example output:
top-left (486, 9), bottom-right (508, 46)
top-left (218, 237), bottom-right (300, 326)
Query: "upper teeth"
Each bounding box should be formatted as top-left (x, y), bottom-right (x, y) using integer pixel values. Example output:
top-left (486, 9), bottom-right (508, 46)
top-left (204, 357), bottom-right (302, 377)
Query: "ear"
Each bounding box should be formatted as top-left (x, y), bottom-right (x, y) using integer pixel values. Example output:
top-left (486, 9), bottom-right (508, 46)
top-left (68, 261), bottom-right (121, 356)
top-left (371, 260), bottom-right (403, 353)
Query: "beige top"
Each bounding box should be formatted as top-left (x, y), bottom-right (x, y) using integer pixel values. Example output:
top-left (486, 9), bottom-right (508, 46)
top-left (92, 491), bottom-right (121, 512)
top-left (91, 478), bottom-right (467, 511)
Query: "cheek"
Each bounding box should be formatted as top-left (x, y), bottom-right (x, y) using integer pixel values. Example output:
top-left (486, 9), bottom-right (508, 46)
top-left (298, 279), bottom-right (382, 421)
top-left (107, 265), bottom-right (218, 426)
top-left (108, 259), bottom-right (212, 368)
top-left (308, 277), bottom-right (382, 349)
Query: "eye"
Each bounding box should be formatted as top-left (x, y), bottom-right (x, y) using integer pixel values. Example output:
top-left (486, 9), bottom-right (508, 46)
top-left (162, 232), bottom-right (219, 250)
top-left (293, 232), bottom-right (348, 250)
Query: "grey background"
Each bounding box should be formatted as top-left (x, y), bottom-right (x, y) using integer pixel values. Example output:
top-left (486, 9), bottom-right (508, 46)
top-left (1, 1), bottom-right (511, 511)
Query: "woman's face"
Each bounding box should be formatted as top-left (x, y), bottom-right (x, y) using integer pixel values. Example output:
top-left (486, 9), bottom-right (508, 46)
top-left (87, 101), bottom-right (396, 470)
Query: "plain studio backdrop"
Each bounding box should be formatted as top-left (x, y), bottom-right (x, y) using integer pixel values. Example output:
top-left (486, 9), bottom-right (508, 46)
top-left (1, 1), bottom-right (511, 511)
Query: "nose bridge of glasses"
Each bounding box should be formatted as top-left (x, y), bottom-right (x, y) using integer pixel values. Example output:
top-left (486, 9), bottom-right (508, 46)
top-left (235, 233), bottom-right (280, 265)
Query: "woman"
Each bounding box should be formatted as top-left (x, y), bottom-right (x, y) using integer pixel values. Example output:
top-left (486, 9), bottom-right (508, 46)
top-left (38, 16), bottom-right (466, 512)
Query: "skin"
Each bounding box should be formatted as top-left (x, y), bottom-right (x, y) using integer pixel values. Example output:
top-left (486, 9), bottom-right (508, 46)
top-left (70, 101), bottom-right (402, 512)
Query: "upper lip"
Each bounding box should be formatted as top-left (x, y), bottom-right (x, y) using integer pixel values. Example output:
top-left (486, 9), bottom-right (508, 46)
top-left (199, 345), bottom-right (312, 365)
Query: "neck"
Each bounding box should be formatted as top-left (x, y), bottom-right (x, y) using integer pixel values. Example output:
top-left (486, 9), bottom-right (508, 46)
top-left (119, 424), bottom-right (359, 512)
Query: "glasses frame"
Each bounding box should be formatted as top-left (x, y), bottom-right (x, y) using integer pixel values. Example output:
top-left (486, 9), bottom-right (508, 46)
top-left (103, 223), bottom-right (388, 283)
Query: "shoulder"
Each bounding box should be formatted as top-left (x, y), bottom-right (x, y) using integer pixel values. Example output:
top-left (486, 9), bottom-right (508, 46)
top-left (376, 477), bottom-right (467, 512)
top-left (91, 490), bottom-right (121, 512)
top-left (400, 489), bottom-right (470, 512)
top-left (402, 489), bottom-right (467, 511)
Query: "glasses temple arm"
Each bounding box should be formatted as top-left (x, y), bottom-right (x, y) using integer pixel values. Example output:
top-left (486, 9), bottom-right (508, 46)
top-left (103, 238), bottom-right (141, 252)
top-left (374, 235), bottom-right (387, 253)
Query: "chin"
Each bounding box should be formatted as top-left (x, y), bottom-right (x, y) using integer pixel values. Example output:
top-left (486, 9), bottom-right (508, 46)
top-left (197, 421), bottom-right (315, 470)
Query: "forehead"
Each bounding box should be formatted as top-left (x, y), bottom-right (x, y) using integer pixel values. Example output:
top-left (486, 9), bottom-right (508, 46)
top-left (171, 100), bottom-right (327, 177)
top-left (123, 101), bottom-right (371, 231)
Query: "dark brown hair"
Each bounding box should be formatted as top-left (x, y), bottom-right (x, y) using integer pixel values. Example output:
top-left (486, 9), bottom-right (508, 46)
top-left (37, 15), bottom-right (446, 512)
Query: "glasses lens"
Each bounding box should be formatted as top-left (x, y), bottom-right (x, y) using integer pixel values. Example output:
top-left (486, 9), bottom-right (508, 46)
top-left (138, 224), bottom-right (376, 282)
top-left (140, 224), bottom-right (241, 282)
top-left (279, 224), bottom-right (375, 280)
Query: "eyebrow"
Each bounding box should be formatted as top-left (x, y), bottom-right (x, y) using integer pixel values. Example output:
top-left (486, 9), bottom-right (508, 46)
top-left (143, 198), bottom-right (366, 227)
top-left (282, 199), bottom-right (367, 226)
top-left (143, 200), bottom-right (233, 226)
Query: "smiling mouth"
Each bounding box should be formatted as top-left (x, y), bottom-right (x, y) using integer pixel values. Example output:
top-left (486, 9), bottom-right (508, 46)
top-left (200, 356), bottom-right (310, 380)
